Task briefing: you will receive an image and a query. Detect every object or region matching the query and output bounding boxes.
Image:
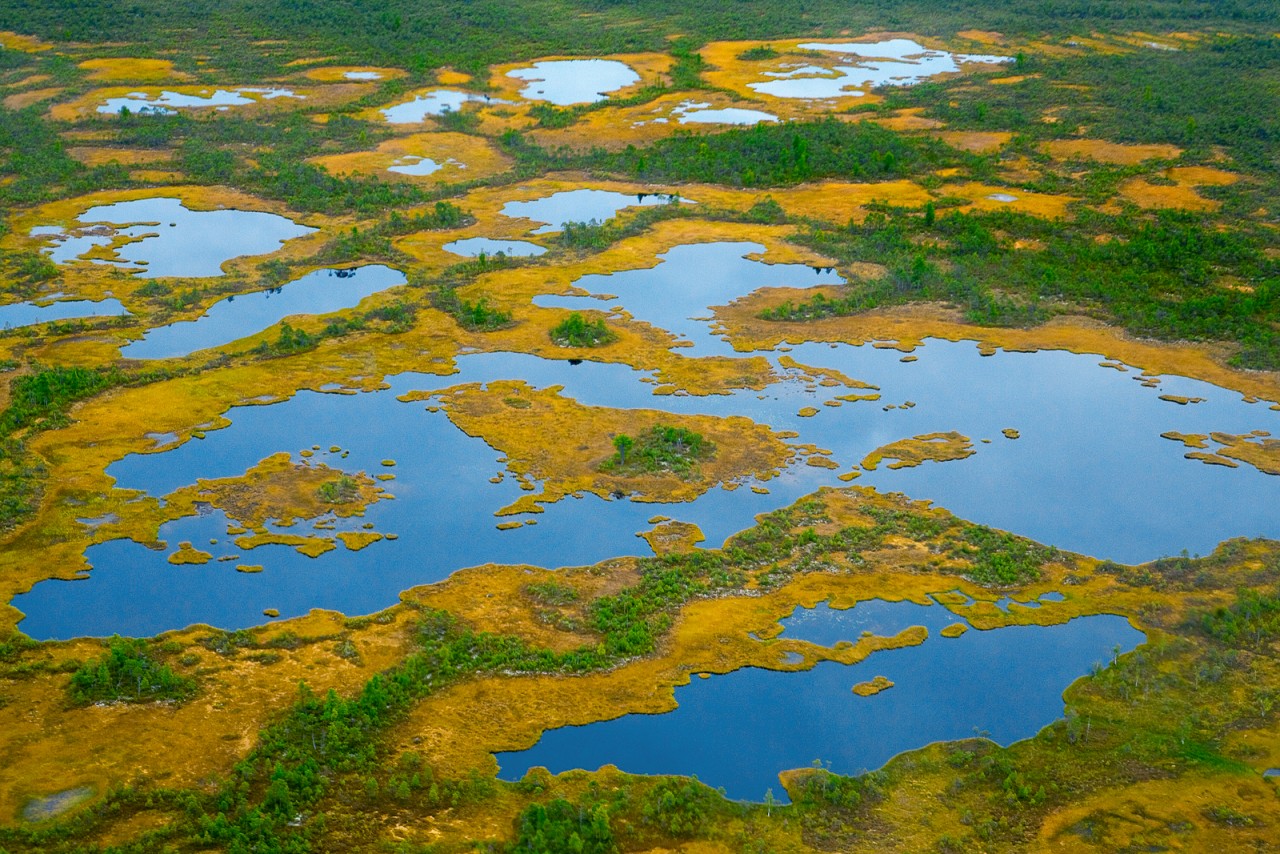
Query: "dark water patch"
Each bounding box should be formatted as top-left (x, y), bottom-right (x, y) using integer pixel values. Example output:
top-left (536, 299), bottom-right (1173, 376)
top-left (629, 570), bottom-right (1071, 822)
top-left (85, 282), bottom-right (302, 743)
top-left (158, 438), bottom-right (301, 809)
top-left (496, 611), bottom-right (1143, 801)
top-left (22, 786), bottom-right (93, 822)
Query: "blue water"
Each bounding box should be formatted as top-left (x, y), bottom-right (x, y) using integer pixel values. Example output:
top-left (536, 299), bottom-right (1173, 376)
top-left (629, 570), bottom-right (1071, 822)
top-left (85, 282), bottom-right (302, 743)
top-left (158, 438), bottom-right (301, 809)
top-left (495, 601), bottom-right (1143, 801)
top-left (500, 190), bottom-right (687, 234)
top-left (37, 197), bottom-right (315, 278)
top-left (535, 242), bottom-right (843, 354)
top-left (14, 241), bottom-right (1280, 638)
top-left (442, 237), bottom-right (547, 258)
top-left (506, 60), bottom-right (640, 105)
top-left (121, 265), bottom-right (405, 359)
top-left (0, 297), bottom-right (129, 329)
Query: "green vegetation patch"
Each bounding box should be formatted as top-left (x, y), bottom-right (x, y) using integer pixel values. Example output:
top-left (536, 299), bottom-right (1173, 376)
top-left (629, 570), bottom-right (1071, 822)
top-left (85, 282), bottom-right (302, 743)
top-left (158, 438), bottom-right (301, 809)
top-left (550, 312), bottom-right (616, 348)
top-left (67, 636), bottom-right (196, 705)
top-left (601, 425), bottom-right (714, 479)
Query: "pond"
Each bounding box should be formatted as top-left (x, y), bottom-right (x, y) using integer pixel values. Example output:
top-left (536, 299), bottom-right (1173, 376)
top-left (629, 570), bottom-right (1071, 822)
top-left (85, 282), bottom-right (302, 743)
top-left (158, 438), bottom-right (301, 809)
top-left (0, 297), bottom-right (129, 329)
top-left (506, 59), bottom-right (640, 105)
top-left (442, 237), bottom-right (548, 258)
top-left (500, 189), bottom-right (688, 234)
top-left (534, 241), bottom-right (843, 353)
top-left (494, 600), bottom-right (1144, 801)
top-left (749, 38), bottom-right (1010, 100)
top-left (98, 88), bottom-right (301, 115)
top-left (386, 156), bottom-right (450, 176)
top-left (35, 197), bottom-right (315, 278)
top-left (14, 241), bottom-right (1280, 638)
top-left (120, 265), bottom-right (406, 360)
top-left (381, 89), bottom-right (500, 124)
top-left (671, 101), bottom-right (779, 125)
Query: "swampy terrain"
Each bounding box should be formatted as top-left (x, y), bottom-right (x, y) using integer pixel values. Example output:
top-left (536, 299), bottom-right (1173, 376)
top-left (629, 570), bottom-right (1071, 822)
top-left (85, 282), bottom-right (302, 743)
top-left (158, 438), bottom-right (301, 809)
top-left (1, 1), bottom-right (1279, 851)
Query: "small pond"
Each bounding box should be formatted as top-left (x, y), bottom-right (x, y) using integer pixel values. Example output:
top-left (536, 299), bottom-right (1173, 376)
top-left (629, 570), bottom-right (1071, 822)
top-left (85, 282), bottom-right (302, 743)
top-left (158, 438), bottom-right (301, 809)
top-left (120, 265), bottom-right (406, 360)
top-left (672, 101), bottom-right (779, 125)
top-left (98, 88), bottom-right (301, 115)
top-left (750, 39), bottom-right (1010, 99)
top-left (495, 600), bottom-right (1144, 801)
top-left (506, 59), bottom-right (640, 105)
top-left (500, 189), bottom-right (687, 234)
top-left (442, 237), bottom-right (547, 258)
top-left (534, 241), bottom-right (843, 353)
top-left (386, 156), bottom-right (450, 176)
top-left (381, 90), bottom-right (497, 123)
top-left (0, 297), bottom-right (129, 329)
top-left (36, 197), bottom-right (315, 278)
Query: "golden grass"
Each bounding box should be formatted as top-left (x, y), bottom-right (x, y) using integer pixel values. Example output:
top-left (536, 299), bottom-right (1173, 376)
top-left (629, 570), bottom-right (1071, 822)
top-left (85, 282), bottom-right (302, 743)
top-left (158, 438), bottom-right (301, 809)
top-left (1119, 165), bottom-right (1239, 212)
top-left (66, 147), bottom-right (173, 167)
top-left (417, 379), bottom-right (795, 512)
top-left (309, 132), bottom-right (511, 184)
top-left (0, 30), bottom-right (52, 51)
top-left (860, 431), bottom-right (975, 471)
top-left (301, 65), bottom-right (407, 82)
top-left (78, 58), bottom-right (184, 83)
top-left (1042, 138), bottom-right (1182, 164)
top-left (2, 87), bottom-right (61, 109)
top-left (934, 130), bottom-right (1012, 153)
top-left (941, 181), bottom-right (1077, 218)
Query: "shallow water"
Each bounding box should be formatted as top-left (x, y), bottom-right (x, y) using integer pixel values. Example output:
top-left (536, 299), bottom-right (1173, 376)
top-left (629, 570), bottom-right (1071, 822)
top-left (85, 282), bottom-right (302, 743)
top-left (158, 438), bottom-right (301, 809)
top-left (120, 265), bottom-right (405, 360)
top-left (386, 156), bottom-right (445, 176)
top-left (380, 90), bottom-right (499, 123)
top-left (442, 237), bottom-right (547, 258)
top-left (750, 39), bottom-right (1010, 99)
top-left (495, 602), bottom-right (1143, 801)
top-left (0, 297), bottom-right (129, 329)
top-left (500, 189), bottom-right (688, 234)
top-left (98, 88), bottom-right (300, 115)
top-left (675, 105), bottom-right (779, 125)
top-left (534, 241), bottom-right (843, 354)
top-left (506, 59), bottom-right (639, 105)
top-left (16, 241), bottom-right (1280, 637)
top-left (37, 197), bottom-right (315, 278)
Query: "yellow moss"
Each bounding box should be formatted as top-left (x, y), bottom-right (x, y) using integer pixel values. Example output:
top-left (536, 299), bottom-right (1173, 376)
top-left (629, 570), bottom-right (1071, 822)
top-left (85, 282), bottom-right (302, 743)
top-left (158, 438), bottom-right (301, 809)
top-left (262, 608), bottom-right (280, 618)
top-left (940, 622), bottom-right (969, 638)
top-left (78, 58), bottom-right (183, 83)
top-left (436, 69), bottom-right (472, 85)
top-left (234, 533), bottom-right (338, 557)
top-left (1158, 394), bottom-right (1206, 405)
top-left (66, 147), bottom-right (174, 167)
top-left (1002, 428), bottom-right (1020, 439)
top-left (637, 520), bottom-right (706, 555)
top-left (1118, 166), bottom-right (1238, 212)
top-left (418, 379), bottom-right (794, 509)
top-left (3, 87), bottom-right (62, 109)
top-left (1042, 139), bottom-right (1182, 164)
top-left (235, 564), bottom-right (264, 573)
top-left (167, 543), bottom-right (212, 565)
top-left (336, 531), bottom-right (384, 551)
top-left (309, 132), bottom-right (512, 184)
top-left (852, 675), bottom-right (894, 696)
top-left (934, 130), bottom-right (1012, 153)
top-left (941, 181), bottom-right (1077, 218)
top-left (0, 30), bottom-right (52, 51)
top-left (861, 431), bottom-right (975, 471)
top-left (495, 520), bottom-right (525, 531)
top-left (301, 66), bottom-right (407, 82)
top-left (1164, 431), bottom-right (1280, 476)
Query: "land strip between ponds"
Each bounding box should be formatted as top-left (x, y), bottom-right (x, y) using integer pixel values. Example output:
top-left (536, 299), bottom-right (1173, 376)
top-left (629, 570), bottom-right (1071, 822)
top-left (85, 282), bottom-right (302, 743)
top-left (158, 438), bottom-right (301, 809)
top-left (0, 482), bottom-right (1205, 828)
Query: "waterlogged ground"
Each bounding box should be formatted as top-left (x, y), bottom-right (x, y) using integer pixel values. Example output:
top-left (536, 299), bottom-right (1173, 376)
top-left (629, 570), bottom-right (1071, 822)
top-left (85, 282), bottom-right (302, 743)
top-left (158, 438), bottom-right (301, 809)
top-left (2, 24), bottom-right (1279, 853)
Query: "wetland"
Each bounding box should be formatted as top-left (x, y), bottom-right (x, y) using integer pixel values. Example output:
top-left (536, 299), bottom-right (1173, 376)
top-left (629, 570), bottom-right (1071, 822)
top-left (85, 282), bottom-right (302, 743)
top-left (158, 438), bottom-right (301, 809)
top-left (0, 6), bottom-right (1279, 852)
